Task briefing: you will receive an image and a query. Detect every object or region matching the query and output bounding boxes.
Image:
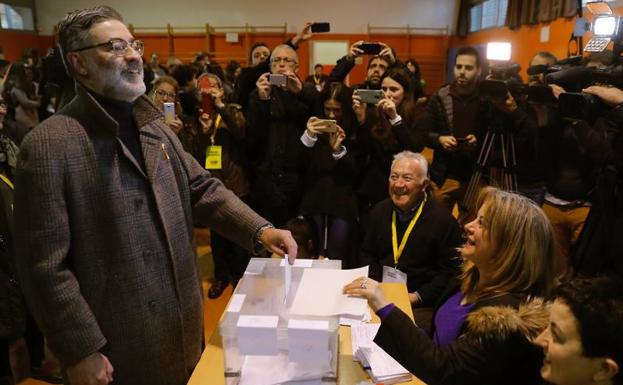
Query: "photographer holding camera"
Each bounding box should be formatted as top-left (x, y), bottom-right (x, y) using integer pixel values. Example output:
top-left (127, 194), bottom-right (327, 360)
top-left (328, 40), bottom-right (401, 90)
top-left (537, 54), bottom-right (623, 276)
top-left (246, 44), bottom-right (318, 227)
top-left (512, 51), bottom-right (561, 205)
top-left (571, 83), bottom-right (623, 276)
top-left (236, 22), bottom-right (314, 114)
top-left (424, 46), bottom-right (549, 217)
top-left (352, 67), bottom-right (427, 214)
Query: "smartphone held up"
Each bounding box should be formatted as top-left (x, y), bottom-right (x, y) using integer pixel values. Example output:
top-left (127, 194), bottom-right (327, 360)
top-left (315, 119), bottom-right (337, 133)
top-left (198, 74), bottom-right (214, 116)
top-left (269, 73), bottom-right (288, 87)
top-left (163, 102), bottom-right (175, 124)
top-left (358, 42), bottom-right (382, 55)
top-left (355, 89), bottom-right (383, 104)
top-left (311, 22), bottom-right (330, 33)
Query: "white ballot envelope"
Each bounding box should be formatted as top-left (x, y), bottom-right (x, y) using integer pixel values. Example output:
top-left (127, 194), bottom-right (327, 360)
top-left (287, 319), bottom-right (329, 363)
top-left (236, 315), bottom-right (279, 356)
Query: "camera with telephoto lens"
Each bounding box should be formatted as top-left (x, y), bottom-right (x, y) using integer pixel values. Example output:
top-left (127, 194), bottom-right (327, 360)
top-left (480, 63), bottom-right (524, 100)
top-left (480, 64), bottom-right (556, 104)
top-left (545, 64), bottom-right (623, 122)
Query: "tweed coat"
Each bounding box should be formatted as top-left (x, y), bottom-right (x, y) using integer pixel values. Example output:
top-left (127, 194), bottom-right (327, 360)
top-left (13, 84), bottom-right (269, 385)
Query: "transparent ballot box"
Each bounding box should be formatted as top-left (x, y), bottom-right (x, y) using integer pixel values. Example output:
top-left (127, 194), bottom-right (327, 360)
top-left (219, 258), bottom-right (341, 385)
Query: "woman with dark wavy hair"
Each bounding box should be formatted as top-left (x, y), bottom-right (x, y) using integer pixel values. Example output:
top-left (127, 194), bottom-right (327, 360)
top-left (352, 66), bottom-right (428, 212)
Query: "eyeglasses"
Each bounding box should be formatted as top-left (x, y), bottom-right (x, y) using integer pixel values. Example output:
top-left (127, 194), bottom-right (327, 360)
top-left (155, 89), bottom-right (176, 99)
top-left (270, 56), bottom-right (297, 64)
top-left (72, 38), bottom-right (145, 57)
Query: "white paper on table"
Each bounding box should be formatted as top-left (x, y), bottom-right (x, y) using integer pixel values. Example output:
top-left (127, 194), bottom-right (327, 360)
top-left (226, 294), bottom-right (246, 313)
top-left (287, 319), bottom-right (329, 363)
top-left (280, 258), bottom-right (314, 268)
top-left (362, 345), bottom-right (410, 378)
top-left (340, 309), bottom-right (372, 326)
top-left (350, 323), bottom-right (380, 361)
top-left (351, 324), bottom-right (410, 379)
top-left (290, 266), bottom-right (369, 317)
top-left (236, 315), bottom-right (279, 356)
top-left (284, 255), bottom-right (292, 304)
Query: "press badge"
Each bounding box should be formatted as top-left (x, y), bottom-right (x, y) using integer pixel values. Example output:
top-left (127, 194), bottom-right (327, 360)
top-left (205, 145), bottom-right (222, 170)
top-left (382, 265), bottom-right (407, 284)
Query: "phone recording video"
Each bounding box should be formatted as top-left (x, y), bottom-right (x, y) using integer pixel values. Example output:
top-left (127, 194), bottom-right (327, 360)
top-left (163, 102), bottom-right (175, 124)
top-left (311, 22), bottom-right (330, 33)
top-left (269, 73), bottom-right (288, 87)
top-left (355, 89), bottom-right (383, 104)
top-left (198, 74), bottom-right (214, 115)
top-left (316, 119), bottom-right (337, 133)
top-left (359, 42), bottom-right (382, 55)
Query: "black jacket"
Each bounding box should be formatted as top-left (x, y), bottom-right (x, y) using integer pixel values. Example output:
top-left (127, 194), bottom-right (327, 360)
top-left (572, 103), bottom-right (623, 275)
top-left (299, 133), bottom-right (362, 221)
top-left (246, 84), bottom-right (317, 218)
top-left (375, 289), bottom-right (548, 385)
top-left (423, 83), bottom-right (487, 186)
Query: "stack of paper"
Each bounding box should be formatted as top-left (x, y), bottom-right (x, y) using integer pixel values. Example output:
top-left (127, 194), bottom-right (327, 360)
top-left (290, 266), bottom-right (370, 322)
top-left (351, 323), bottom-right (412, 385)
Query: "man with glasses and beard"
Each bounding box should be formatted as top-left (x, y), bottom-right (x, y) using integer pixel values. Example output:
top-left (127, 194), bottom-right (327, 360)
top-left (13, 6), bottom-right (297, 385)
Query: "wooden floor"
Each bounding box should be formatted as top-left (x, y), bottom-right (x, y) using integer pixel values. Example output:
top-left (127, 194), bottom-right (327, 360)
top-left (19, 227), bottom-right (233, 385)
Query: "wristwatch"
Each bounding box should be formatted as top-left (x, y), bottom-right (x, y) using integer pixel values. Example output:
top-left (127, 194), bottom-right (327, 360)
top-left (252, 223), bottom-right (274, 254)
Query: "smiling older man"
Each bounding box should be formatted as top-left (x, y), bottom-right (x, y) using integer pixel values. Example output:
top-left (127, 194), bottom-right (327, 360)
top-left (359, 151), bottom-right (462, 321)
top-left (13, 6), bottom-right (296, 385)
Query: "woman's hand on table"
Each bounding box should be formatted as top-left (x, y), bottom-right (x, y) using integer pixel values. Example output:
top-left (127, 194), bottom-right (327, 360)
top-left (343, 277), bottom-right (390, 312)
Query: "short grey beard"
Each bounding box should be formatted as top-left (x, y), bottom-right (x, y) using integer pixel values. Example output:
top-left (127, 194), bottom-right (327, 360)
top-left (82, 59), bottom-right (146, 102)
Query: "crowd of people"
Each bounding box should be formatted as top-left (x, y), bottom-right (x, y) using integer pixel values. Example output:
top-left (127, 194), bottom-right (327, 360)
top-left (0, 4), bottom-right (622, 385)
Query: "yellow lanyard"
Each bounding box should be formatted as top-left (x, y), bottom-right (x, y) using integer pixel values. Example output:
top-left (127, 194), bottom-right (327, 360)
top-left (210, 114), bottom-right (222, 145)
top-left (0, 174), bottom-right (14, 190)
top-left (391, 193), bottom-right (427, 266)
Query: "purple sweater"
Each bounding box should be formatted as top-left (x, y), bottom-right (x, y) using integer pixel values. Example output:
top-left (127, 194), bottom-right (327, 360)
top-left (433, 291), bottom-right (474, 347)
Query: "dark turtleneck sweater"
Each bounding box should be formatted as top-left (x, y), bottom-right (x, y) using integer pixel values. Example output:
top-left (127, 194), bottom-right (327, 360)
top-left (90, 91), bottom-right (146, 172)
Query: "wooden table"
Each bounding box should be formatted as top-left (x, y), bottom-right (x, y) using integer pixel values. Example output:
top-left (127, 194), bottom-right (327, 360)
top-left (187, 282), bottom-right (426, 385)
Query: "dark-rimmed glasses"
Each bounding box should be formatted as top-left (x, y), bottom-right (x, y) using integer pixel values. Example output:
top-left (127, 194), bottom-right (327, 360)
top-left (72, 38), bottom-right (144, 57)
top-left (270, 56), bottom-right (297, 64)
top-left (154, 89), bottom-right (176, 99)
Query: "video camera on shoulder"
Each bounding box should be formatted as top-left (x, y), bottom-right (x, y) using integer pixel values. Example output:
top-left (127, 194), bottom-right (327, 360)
top-left (545, 64), bottom-right (623, 122)
top-left (534, 1), bottom-right (623, 122)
